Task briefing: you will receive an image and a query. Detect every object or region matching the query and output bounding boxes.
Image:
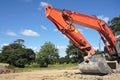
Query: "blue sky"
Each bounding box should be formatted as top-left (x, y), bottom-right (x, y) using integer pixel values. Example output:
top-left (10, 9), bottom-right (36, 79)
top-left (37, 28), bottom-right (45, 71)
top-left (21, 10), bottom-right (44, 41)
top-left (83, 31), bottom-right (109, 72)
top-left (0, 0), bottom-right (120, 57)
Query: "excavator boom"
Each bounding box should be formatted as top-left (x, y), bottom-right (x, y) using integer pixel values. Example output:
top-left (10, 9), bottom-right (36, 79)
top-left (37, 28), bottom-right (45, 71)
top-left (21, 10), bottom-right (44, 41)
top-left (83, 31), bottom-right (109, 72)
top-left (46, 5), bottom-right (95, 61)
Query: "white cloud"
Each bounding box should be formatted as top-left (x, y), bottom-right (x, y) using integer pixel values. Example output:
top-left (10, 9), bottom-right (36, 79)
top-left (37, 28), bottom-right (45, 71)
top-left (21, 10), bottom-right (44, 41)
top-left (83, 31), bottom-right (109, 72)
top-left (0, 43), bottom-right (9, 50)
top-left (1, 44), bottom-right (9, 47)
top-left (38, 2), bottom-right (50, 11)
top-left (93, 46), bottom-right (99, 50)
top-left (21, 29), bottom-right (39, 37)
top-left (0, 43), bottom-right (9, 53)
top-left (41, 25), bottom-right (47, 30)
top-left (97, 15), bottom-right (109, 23)
top-left (56, 45), bottom-right (67, 50)
top-left (3, 44), bottom-right (8, 46)
top-left (93, 46), bottom-right (104, 51)
top-left (40, 2), bottom-right (48, 7)
top-left (27, 46), bottom-right (39, 52)
top-left (63, 35), bottom-right (67, 39)
top-left (6, 31), bottom-right (17, 36)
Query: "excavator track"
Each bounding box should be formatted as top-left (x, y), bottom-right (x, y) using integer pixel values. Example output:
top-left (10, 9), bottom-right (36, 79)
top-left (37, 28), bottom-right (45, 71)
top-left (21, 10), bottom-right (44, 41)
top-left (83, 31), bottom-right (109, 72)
top-left (79, 54), bottom-right (113, 74)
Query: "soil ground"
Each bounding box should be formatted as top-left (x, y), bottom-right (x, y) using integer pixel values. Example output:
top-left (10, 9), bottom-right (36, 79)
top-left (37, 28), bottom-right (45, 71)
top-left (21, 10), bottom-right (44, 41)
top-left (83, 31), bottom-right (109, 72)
top-left (0, 66), bottom-right (120, 80)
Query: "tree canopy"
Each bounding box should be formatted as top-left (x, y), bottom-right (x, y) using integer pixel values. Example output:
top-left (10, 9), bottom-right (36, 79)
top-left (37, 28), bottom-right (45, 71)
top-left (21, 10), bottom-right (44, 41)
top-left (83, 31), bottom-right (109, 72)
top-left (0, 39), bottom-right (35, 68)
top-left (109, 16), bottom-right (120, 33)
top-left (66, 41), bottom-right (84, 63)
top-left (37, 42), bottom-right (59, 67)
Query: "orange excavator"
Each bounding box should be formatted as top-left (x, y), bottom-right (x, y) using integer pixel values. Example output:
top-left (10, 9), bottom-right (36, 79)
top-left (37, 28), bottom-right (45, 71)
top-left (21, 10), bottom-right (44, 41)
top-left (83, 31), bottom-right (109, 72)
top-left (45, 5), bottom-right (120, 74)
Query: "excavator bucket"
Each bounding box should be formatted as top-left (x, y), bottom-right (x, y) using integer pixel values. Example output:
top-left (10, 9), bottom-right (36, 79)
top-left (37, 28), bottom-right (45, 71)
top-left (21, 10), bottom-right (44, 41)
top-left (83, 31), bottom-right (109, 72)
top-left (79, 54), bottom-right (114, 74)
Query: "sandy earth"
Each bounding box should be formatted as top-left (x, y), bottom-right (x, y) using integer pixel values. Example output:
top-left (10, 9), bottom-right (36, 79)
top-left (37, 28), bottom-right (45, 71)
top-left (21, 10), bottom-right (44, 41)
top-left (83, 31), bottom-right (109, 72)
top-left (0, 69), bottom-right (120, 80)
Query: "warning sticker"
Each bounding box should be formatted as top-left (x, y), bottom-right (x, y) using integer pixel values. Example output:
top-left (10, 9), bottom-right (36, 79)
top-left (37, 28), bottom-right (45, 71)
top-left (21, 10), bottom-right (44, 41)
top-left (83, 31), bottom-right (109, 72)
top-left (74, 28), bottom-right (78, 33)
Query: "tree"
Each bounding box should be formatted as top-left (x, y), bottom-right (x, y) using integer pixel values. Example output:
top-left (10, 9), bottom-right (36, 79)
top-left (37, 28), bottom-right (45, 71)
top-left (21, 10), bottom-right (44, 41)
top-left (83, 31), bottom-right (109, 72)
top-left (14, 39), bottom-right (24, 45)
top-left (109, 15), bottom-right (120, 62)
top-left (59, 57), bottom-right (65, 64)
top-left (66, 41), bottom-right (83, 63)
top-left (109, 16), bottom-right (120, 33)
top-left (0, 39), bottom-right (35, 68)
top-left (37, 42), bottom-right (59, 67)
top-left (14, 39), bottom-right (25, 48)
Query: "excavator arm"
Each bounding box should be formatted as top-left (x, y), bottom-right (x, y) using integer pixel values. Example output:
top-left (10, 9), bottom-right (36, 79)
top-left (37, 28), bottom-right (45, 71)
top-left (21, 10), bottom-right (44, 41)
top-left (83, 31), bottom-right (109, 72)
top-left (45, 5), bottom-right (117, 60)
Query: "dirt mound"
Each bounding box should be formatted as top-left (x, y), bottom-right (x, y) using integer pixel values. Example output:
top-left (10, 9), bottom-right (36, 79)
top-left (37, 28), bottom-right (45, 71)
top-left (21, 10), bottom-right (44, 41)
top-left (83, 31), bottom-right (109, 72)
top-left (0, 66), bottom-right (15, 74)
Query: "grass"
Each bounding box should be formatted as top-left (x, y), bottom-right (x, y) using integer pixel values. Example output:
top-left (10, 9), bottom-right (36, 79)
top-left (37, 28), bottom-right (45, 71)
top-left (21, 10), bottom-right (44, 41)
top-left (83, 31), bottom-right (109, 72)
top-left (0, 63), bottom-right (9, 67)
top-left (48, 63), bottom-right (78, 69)
top-left (6, 63), bottom-right (78, 72)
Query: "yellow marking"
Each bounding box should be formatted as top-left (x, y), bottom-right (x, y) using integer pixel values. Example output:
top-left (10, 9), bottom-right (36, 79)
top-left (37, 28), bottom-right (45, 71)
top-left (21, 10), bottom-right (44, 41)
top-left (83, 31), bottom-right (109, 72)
top-left (74, 28), bottom-right (78, 33)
